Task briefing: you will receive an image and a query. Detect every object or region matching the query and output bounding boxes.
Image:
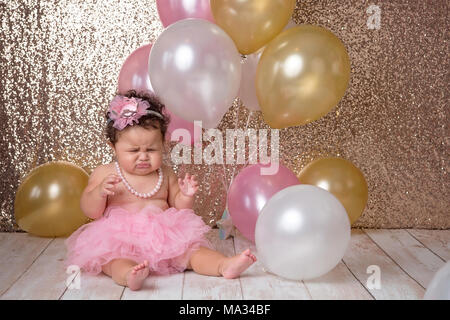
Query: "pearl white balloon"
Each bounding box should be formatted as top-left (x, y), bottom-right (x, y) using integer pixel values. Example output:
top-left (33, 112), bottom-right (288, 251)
top-left (149, 19), bottom-right (241, 128)
top-left (424, 261), bottom-right (450, 300)
top-left (238, 20), bottom-right (296, 112)
top-left (238, 51), bottom-right (262, 111)
top-left (255, 184), bottom-right (351, 280)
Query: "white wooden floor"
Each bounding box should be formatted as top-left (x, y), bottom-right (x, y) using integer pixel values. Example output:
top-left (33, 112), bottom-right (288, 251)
top-left (0, 228), bottom-right (448, 300)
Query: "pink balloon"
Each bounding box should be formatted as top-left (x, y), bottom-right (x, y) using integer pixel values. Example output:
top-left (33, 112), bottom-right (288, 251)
top-left (166, 112), bottom-right (202, 145)
top-left (117, 44), bottom-right (199, 146)
top-left (227, 163), bottom-right (300, 243)
top-left (156, 0), bottom-right (215, 28)
top-left (118, 44), bottom-right (154, 94)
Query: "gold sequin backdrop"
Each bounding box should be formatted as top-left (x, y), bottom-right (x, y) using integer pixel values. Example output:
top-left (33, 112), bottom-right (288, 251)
top-left (0, 1), bottom-right (448, 232)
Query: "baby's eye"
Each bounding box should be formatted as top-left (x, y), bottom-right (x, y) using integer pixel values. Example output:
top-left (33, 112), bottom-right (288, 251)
top-left (147, 149), bottom-right (156, 152)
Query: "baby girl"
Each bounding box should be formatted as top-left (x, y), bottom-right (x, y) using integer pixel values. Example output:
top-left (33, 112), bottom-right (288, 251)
top-left (64, 90), bottom-right (256, 291)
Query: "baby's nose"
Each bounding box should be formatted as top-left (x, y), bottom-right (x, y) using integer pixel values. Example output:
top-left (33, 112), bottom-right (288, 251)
top-left (139, 152), bottom-right (149, 159)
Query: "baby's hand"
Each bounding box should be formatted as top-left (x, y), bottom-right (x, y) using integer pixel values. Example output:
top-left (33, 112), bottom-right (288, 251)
top-left (99, 173), bottom-right (122, 198)
top-left (178, 173), bottom-right (199, 197)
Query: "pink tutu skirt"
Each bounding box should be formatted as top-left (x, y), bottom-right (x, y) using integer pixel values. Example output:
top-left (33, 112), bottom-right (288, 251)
top-left (64, 204), bottom-right (213, 276)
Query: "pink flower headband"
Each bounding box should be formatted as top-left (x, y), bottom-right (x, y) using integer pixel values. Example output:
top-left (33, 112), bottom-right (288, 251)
top-left (107, 95), bottom-right (163, 130)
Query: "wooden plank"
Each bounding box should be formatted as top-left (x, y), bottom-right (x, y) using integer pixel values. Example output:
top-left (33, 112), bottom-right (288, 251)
top-left (1, 229), bottom-right (444, 300)
top-left (1, 238), bottom-right (69, 299)
top-left (182, 229), bottom-right (242, 300)
top-left (121, 272), bottom-right (184, 300)
top-left (60, 230), bottom-right (183, 300)
top-left (234, 231), bottom-right (311, 300)
top-left (364, 229), bottom-right (446, 288)
top-left (303, 260), bottom-right (373, 300)
top-left (60, 270), bottom-right (124, 300)
top-left (0, 233), bottom-right (53, 297)
top-left (60, 236), bottom-right (183, 300)
top-left (343, 229), bottom-right (425, 299)
top-left (406, 229), bottom-right (450, 261)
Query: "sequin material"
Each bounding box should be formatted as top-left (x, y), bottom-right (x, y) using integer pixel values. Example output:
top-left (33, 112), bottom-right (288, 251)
top-left (1, 1), bottom-right (448, 231)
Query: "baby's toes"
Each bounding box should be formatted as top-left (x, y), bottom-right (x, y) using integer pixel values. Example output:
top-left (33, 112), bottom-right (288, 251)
top-left (245, 249), bottom-right (256, 258)
top-left (134, 263), bottom-right (144, 271)
top-left (138, 261), bottom-right (149, 270)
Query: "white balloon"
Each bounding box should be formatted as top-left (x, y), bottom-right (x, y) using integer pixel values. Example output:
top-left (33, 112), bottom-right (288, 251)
top-left (149, 19), bottom-right (242, 128)
top-left (284, 19), bottom-right (297, 30)
top-left (255, 184), bottom-right (351, 280)
top-left (424, 261), bottom-right (450, 300)
top-left (238, 20), bottom-right (297, 112)
top-left (238, 51), bottom-right (262, 111)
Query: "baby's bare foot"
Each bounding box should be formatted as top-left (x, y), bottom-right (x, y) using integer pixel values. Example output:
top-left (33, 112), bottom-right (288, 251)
top-left (219, 249), bottom-right (257, 279)
top-left (126, 260), bottom-right (150, 291)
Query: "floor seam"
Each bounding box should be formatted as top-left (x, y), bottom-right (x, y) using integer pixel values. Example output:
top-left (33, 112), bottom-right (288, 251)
top-left (1, 237), bottom-right (55, 299)
top-left (405, 229), bottom-right (447, 262)
top-left (362, 229), bottom-right (426, 290)
top-left (341, 258), bottom-right (376, 300)
top-left (233, 236), bottom-right (245, 300)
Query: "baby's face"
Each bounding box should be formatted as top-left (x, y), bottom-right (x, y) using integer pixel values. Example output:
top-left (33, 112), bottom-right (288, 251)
top-left (112, 125), bottom-right (164, 176)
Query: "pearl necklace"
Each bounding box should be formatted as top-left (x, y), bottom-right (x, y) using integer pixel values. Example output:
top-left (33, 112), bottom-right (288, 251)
top-left (115, 161), bottom-right (163, 198)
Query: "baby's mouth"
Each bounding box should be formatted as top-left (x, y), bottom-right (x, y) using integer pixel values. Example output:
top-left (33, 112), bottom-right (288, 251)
top-left (136, 163), bottom-right (150, 168)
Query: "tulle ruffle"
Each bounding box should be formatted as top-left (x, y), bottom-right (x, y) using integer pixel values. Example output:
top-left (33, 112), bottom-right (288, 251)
top-left (64, 204), bottom-right (212, 276)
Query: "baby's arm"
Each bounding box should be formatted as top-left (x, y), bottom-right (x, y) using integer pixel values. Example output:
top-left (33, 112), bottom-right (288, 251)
top-left (80, 165), bottom-right (121, 220)
top-left (167, 166), bottom-right (198, 210)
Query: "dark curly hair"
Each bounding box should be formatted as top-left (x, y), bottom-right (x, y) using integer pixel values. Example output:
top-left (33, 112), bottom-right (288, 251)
top-left (105, 90), bottom-right (170, 145)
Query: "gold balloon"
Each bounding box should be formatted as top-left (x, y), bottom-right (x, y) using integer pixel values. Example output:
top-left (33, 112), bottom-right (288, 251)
top-left (14, 161), bottom-right (90, 237)
top-left (210, 0), bottom-right (296, 55)
top-left (256, 25), bottom-right (351, 129)
top-left (297, 158), bottom-right (368, 225)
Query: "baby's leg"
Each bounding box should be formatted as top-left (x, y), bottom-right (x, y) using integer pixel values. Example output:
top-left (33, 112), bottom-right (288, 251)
top-left (101, 258), bottom-right (149, 291)
top-left (187, 247), bottom-right (257, 279)
top-left (186, 246), bottom-right (228, 276)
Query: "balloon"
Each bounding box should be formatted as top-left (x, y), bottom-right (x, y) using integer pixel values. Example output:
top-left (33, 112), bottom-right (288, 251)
top-left (424, 261), bottom-right (450, 300)
top-left (255, 185), bottom-right (351, 280)
top-left (238, 50), bottom-right (262, 111)
top-left (284, 19), bottom-right (297, 30)
top-left (118, 44), bottom-right (154, 95)
top-left (256, 25), bottom-right (351, 129)
top-left (167, 113), bottom-right (202, 145)
top-left (297, 157), bottom-right (368, 225)
top-left (14, 161), bottom-right (89, 237)
top-left (238, 20), bottom-right (297, 111)
top-left (156, 0), bottom-right (214, 28)
top-left (210, 0), bottom-right (296, 55)
top-left (118, 44), bottom-right (200, 146)
top-left (227, 163), bottom-right (299, 243)
top-left (149, 19), bottom-right (241, 129)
